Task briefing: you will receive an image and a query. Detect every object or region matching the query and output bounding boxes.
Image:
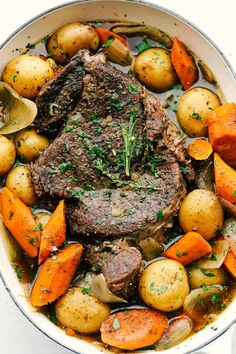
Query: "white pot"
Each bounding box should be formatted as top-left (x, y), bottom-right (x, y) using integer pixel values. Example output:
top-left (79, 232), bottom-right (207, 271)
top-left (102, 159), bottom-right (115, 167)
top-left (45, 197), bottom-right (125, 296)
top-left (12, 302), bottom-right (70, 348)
top-left (0, 1), bottom-right (235, 354)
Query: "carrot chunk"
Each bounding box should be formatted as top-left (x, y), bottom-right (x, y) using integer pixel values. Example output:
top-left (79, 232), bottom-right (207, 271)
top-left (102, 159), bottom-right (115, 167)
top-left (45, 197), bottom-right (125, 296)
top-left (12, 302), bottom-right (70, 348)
top-left (31, 243), bottom-right (83, 306)
top-left (38, 200), bottom-right (66, 265)
top-left (95, 27), bottom-right (127, 46)
top-left (188, 139), bottom-right (213, 160)
top-left (171, 36), bottom-right (198, 90)
top-left (101, 309), bottom-right (167, 350)
top-left (208, 103), bottom-right (236, 165)
top-left (218, 235), bottom-right (236, 279)
top-left (214, 153), bottom-right (236, 204)
top-left (163, 231), bottom-right (212, 266)
top-left (0, 187), bottom-right (40, 258)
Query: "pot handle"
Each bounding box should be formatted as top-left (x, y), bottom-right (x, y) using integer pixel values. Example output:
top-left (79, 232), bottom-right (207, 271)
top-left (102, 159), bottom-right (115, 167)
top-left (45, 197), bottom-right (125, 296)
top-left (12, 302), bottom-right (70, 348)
top-left (193, 324), bottom-right (235, 354)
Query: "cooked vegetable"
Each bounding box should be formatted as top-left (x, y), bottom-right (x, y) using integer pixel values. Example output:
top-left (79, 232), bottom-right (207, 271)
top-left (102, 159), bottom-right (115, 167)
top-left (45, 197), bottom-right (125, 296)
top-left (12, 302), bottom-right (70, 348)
top-left (35, 211), bottom-right (51, 228)
top-left (221, 218), bottom-right (236, 257)
top-left (177, 87), bottom-right (221, 137)
top-left (198, 60), bottom-right (217, 84)
top-left (0, 187), bottom-right (40, 257)
top-left (195, 159), bottom-right (214, 192)
top-left (198, 240), bottom-right (229, 269)
top-left (0, 82), bottom-right (37, 134)
top-left (56, 287), bottom-right (110, 333)
top-left (139, 259), bottom-right (189, 312)
top-left (132, 48), bottom-right (177, 92)
top-left (100, 309), bottom-right (167, 350)
top-left (223, 249), bottom-right (236, 279)
top-left (171, 37), bottom-right (198, 90)
top-left (103, 38), bottom-right (133, 66)
top-left (47, 23), bottom-right (99, 65)
top-left (188, 139), bottom-right (213, 160)
top-left (15, 128), bottom-right (49, 162)
top-left (31, 243), bottom-right (83, 306)
top-left (38, 200), bottom-right (66, 265)
top-left (214, 153), bottom-right (236, 204)
top-left (0, 135), bottom-right (15, 176)
top-left (163, 232), bottom-right (212, 266)
top-left (3, 55), bottom-right (54, 99)
top-left (6, 165), bottom-right (37, 206)
top-left (155, 315), bottom-right (193, 350)
top-left (95, 27), bottom-right (127, 46)
top-left (188, 267), bottom-right (227, 289)
top-left (92, 273), bottom-right (126, 303)
top-left (219, 197), bottom-right (236, 219)
top-left (178, 189), bottom-right (224, 241)
top-left (110, 23), bottom-right (173, 48)
top-left (208, 103), bottom-right (236, 165)
top-left (139, 237), bottom-right (163, 261)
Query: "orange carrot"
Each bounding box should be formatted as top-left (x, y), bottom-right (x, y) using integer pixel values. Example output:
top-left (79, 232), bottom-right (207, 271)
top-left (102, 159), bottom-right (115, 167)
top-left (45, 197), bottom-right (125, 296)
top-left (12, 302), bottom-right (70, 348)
top-left (208, 103), bottom-right (236, 165)
top-left (214, 153), bottom-right (236, 204)
top-left (31, 243), bottom-right (83, 307)
top-left (188, 139), bottom-right (213, 160)
top-left (66, 328), bottom-right (75, 337)
top-left (101, 309), bottom-right (167, 350)
top-left (217, 235), bottom-right (236, 279)
top-left (95, 27), bottom-right (127, 46)
top-left (38, 200), bottom-right (66, 265)
top-left (0, 187), bottom-right (40, 258)
top-left (171, 36), bottom-right (198, 90)
top-left (163, 232), bottom-right (212, 266)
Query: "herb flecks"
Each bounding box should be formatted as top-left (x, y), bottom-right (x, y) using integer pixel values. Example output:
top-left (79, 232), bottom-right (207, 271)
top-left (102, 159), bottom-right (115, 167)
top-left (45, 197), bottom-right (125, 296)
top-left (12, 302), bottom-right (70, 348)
top-left (121, 115), bottom-right (137, 177)
top-left (136, 38), bottom-right (152, 53)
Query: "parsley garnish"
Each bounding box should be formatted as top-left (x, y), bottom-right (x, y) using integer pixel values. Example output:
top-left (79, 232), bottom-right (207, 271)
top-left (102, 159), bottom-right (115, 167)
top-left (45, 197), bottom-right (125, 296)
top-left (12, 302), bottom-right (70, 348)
top-left (156, 210), bottom-right (163, 221)
top-left (103, 36), bottom-right (114, 47)
top-left (136, 38), bottom-right (152, 53)
top-left (192, 112), bottom-right (201, 120)
top-left (82, 287), bottom-right (91, 295)
top-left (121, 114), bottom-right (137, 176)
top-left (200, 269), bottom-right (216, 277)
top-left (128, 85), bottom-right (139, 93)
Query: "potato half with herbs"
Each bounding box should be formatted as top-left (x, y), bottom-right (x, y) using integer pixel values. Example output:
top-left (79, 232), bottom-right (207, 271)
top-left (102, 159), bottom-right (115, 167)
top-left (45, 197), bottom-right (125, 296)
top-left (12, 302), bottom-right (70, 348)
top-left (189, 267), bottom-right (227, 289)
top-left (132, 48), bottom-right (177, 92)
top-left (47, 23), bottom-right (99, 64)
top-left (15, 128), bottom-right (49, 162)
top-left (3, 55), bottom-right (54, 99)
top-left (177, 87), bottom-right (221, 137)
top-left (139, 259), bottom-right (189, 312)
top-left (0, 135), bottom-right (16, 176)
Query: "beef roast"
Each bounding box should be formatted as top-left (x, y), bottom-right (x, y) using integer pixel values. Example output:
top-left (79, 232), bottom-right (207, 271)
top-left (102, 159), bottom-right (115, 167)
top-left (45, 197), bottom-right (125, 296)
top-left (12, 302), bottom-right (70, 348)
top-left (31, 49), bottom-right (189, 239)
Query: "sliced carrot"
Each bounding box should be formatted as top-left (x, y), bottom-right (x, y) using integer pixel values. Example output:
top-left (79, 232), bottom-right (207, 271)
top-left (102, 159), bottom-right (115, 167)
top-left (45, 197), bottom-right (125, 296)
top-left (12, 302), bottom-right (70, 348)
top-left (100, 309), bottom-right (167, 350)
top-left (163, 232), bottom-right (212, 266)
top-left (38, 200), bottom-right (66, 265)
top-left (214, 153), bottom-right (236, 204)
top-left (31, 243), bottom-right (83, 307)
top-left (95, 27), bottom-right (127, 46)
top-left (208, 103), bottom-right (236, 165)
top-left (66, 328), bottom-right (75, 337)
top-left (0, 187), bottom-right (40, 258)
top-left (188, 139), bottom-right (213, 160)
top-left (171, 36), bottom-right (198, 90)
top-left (217, 235), bottom-right (236, 279)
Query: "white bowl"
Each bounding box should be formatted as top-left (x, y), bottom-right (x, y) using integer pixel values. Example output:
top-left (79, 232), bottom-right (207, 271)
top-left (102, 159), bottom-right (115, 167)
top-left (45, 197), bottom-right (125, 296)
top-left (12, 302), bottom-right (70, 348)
top-left (0, 1), bottom-right (236, 353)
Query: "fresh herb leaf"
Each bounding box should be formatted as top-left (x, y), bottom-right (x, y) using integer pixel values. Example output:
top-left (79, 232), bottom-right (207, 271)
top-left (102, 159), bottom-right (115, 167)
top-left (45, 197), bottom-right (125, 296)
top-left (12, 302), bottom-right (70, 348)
top-left (189, 66), bottom-right (196, 72)
top-left (136, 38), bottom-right (152, 53)
top-left (180, 166), bottom-right (189, 175)
top-left (103, 36), bottom-right (114, 48)
top-left (9, 211), bottom-right (13, 220)
top-left (209, 254), bottom-right (217, 261)
top-left (192, 112), bottom-right (201, 120)
top-left (211, 294), bottom-right (221, 304)
top-left (200, 269), bottom-right (216, 277)
top-left (12, 264), bottom-right (24, 280)
top-left (156, 210), bottom-right (163, 221)
top-left (59, 162), bottom-right (72, 173)
top-left (82, 287), bottom-right (91, 295)
top-left (121, 114), bottom-right (137, 176)
top-left (176, 249), bottom-right (181, 257)
top-left (128, 85), bottom-right (139, 93)
top-left (200, 284), bottom-right (209, 291)
top-left (84, 184), bottom-right (94, 191)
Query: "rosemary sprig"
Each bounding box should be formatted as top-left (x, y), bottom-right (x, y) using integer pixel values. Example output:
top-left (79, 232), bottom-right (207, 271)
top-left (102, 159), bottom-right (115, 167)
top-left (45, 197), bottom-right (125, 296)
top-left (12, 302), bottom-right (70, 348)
top-left (121, 115), bottom-right (137, 177)
top-left (130, 178), bottom-right (161, 191)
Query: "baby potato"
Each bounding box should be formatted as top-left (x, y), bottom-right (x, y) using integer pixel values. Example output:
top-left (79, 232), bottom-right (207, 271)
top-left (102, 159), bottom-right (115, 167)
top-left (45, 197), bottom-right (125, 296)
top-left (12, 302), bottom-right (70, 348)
top-left (179, 189), bottom-right (223, 241)
top-left (55, 287), bottom-right (110, 333)
top-left (189, 267), bottom-right (227, 289)
top-left (132, 48), bottom-right (177, 92)
top-left (47, 23), bottom-right (99, 64)
top-left (15, 128), bottom-right (49, 162)
top-left (0, 135), bottom-right (16, 176)
top-left (177, 87), bottom-right (221, 137)
top-left (3, 55), bottom-right (54, 98)
top-left (6, 165), bottom-right (37, 206)
top-left (139, 259), bottom-right (189, 312)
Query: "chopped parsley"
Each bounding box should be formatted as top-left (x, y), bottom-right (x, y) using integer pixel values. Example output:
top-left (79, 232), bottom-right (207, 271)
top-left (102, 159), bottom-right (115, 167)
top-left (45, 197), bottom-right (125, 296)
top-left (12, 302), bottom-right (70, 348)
top-left (12, 264), bottom-right (24, 280)
top-left (192, 112), bottom-right (201, 120)
top-left (103, 36), bottom-right (114, 48)
top-left (59, 162), bottom-right (72, 173)
top-left (156, 210), bottom-right (163, 221)
top-left (189, 66), bottom-right (196, 72)
top-left (81, 287), bottom-right (91, 295)
top-left (136, 38), bottom-right (152, 53)
top-left (211, 294), bottom-right (221, 304)
top-left (128, 85), bottom-right (139, 93)
top-left (9, 211), bottom-right (13, 220)
top-left (200, 269), bottom-right (216, 277)
top-left (180, 166), bottom-right (189, 175)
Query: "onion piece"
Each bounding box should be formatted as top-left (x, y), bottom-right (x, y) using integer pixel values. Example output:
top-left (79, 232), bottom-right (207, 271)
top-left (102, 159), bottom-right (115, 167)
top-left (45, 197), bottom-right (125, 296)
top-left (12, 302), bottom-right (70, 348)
top-left (103, 38), bottom-right (133, 66)
top-left (91, 273), bottom-right (126, 303)
top-left (198, 240), bottom-right (229, 269)
top-left (221, 218), bottom-right (236, 257)
top-left (155, 315), bottom-right (193, 350)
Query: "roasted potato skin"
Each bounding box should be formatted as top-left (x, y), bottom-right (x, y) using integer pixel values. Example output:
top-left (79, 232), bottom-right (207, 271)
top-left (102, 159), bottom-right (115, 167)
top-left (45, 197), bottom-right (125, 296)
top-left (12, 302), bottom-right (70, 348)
top-left (15, 128), bottom-right (49, 162)
top-left (179, 189), bottom-right (224, 241)
top-left (6, 165), bottom-right (37, 206)
top-left (177, 87), bottom-right (221, 137)
top-left (0, 135), bottom-right (16, 176)
top-left (189, 267), bottom-right (227, 289)
top-left (2, 55), bottom-right (54, 99)
top-left (139, 259), bottom-right (189, 312)
top-left (55, 287), bottom-right (110, 333)
top-left (132, 48), bottom-right (177, 92)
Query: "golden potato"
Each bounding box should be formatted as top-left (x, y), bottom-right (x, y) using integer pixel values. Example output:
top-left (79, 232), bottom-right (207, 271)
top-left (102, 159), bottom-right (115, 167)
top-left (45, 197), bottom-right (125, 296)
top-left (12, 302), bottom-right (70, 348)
top-left (0, 135), bottom-right (16, 176)
top-left (177, 87), bottom-right (221, 137)
top-left (56, 287), bottom-right (110, 333)
top-left (132, 48), bottom-right (177, 92)
top-left (139, 259), bottom-right (189, 312)
top-left (15, 128), bottom-right (49, 162)
top-left (6, 165), bottom-right (37, 206)
top-left (47, 23), bottom-right (99, 64)
top-left (3, 55), bottom-right (54, 98)
top-left (189, 267), bottom-right (227, 289)
top-left (179, 189), bottom-right (223, 241)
